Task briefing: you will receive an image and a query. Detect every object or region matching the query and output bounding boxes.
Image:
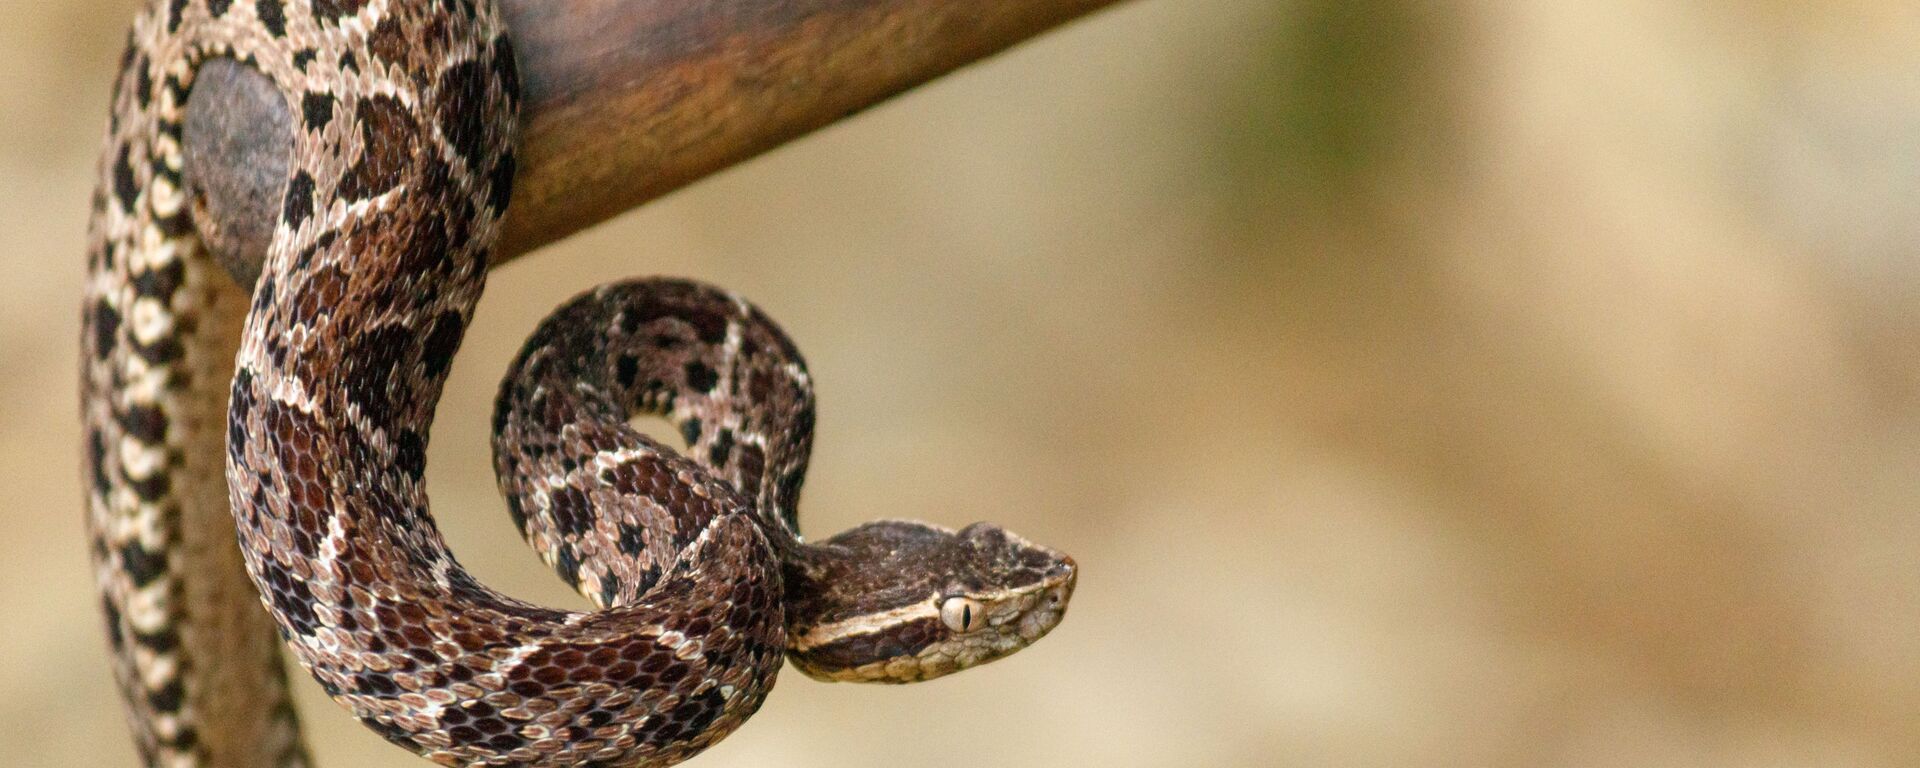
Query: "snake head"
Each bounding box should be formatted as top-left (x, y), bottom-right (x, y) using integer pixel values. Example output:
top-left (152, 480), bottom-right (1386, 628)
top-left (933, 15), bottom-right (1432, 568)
top-left (784, 520), bottom-right (1077, 683)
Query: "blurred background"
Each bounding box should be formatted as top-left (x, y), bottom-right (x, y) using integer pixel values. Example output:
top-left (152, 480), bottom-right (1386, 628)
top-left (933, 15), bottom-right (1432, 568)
top-left (5, 0), bottom-right (1920, 765)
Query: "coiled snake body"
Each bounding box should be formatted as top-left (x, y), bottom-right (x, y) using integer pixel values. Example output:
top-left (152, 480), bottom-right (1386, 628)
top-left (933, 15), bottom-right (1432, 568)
top-left (81, 1), bottom-right (1077, 765)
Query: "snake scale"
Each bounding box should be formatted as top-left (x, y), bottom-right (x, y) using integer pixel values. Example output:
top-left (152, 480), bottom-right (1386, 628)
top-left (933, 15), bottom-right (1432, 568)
top-left (81, 1), bottom-right (1078, 765)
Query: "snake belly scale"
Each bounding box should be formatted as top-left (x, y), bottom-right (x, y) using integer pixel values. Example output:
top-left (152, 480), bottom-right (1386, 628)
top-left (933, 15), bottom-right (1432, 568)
top-left (81, 0), bottom-right (1077, 766)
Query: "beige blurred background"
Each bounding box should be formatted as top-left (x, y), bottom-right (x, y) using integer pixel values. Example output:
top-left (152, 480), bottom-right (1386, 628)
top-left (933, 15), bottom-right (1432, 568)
top-left (6, 0), bottom-right (1920, 765)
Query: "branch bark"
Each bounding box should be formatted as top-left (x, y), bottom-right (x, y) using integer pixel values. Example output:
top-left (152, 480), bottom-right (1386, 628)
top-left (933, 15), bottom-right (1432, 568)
top-left (184, 0), bottom-right (1126, 283)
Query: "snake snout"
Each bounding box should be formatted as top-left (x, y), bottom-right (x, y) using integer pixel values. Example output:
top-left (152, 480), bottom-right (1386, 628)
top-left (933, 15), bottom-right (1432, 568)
top-left (1048, 556), bottom-right (1076, 584)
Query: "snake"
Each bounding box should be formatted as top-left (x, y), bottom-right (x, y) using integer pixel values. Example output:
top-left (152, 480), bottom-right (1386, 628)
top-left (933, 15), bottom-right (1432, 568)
top-left (80, 1), bottom-right (1079, 766)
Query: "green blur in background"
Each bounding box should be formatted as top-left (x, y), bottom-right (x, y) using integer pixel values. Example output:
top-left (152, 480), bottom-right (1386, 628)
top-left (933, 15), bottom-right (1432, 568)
top-left (3, 0), bottom-right (1918, 765)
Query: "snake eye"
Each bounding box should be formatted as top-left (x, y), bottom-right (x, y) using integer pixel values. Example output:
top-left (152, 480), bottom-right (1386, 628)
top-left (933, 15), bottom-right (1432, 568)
top-left (939, 596), bottom-right (986, 633)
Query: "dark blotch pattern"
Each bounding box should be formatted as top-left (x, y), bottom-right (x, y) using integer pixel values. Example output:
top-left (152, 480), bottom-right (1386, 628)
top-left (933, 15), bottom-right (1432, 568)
top-left (548, 486), bottom-right (593, 538)
top-left (133, 258), bottom-right (184, 301)
top-left (122, 404), bottom-right (168, 443)
top-left (342, 323), bottom-right (414, 427)
top-left (394, 429), bottom-right (426, 482)
top-left (684, 361), bottom-right (718, 393)
top-left (486, 151), bottom-right (514, 213)
top-left (112, 144), bottom-right (139, 213)
top-left (120, 542), bottom-right (169, 587)
top-left (310, 0), bottom-right (368, 19)
top-left (88, 429), bottom-right (111, 495)
top-left (282, 170), bottom-right (314, 228)
top-left (300, 91), bottom-right (333, 130)
top-left (255, 0), bottom-right (286, 36)
top-left (92, 300), bottom-right (121, 361)
top-left (367, 16), bottom-right (410, 65)
top-left (419, 311), bottom-right (464, 380)
top-left (338, 96), bottom-right (415, 201)
top-left (489, 35), bottom-right (519, 106)
top-left (435, 60), bottom-right (492, 169)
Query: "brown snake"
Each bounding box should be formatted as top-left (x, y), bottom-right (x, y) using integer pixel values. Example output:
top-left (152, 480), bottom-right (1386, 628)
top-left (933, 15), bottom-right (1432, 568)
top-left (81, 1), bottom-right (1078, 765)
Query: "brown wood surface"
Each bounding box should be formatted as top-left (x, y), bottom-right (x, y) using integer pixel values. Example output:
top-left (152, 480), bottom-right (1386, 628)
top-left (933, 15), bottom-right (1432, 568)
top-left (183, 0), bottom-right (1125, 281)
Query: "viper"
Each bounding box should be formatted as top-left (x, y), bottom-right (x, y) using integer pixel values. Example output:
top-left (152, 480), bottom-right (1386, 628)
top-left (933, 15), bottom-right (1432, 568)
top-left (81, 1), bottom-right (1077, 765)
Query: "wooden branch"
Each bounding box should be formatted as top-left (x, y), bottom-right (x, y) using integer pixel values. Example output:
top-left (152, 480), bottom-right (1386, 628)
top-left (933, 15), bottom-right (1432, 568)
top-left (183, 0), bottom-right (1125, 283)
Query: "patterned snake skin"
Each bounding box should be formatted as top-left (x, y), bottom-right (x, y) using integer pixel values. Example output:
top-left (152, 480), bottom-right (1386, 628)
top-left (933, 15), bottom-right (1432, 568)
top-left (81, 1), bottom-right (1078, 766)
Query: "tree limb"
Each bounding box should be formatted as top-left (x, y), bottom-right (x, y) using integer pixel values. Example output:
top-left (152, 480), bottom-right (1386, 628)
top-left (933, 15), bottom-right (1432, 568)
top-left (183, 0), bottom-right (1126, 284)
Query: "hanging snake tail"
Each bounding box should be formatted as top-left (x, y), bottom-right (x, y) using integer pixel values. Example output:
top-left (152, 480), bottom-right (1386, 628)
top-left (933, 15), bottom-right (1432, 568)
top-left (83, 1), bottom-right (321, 765)
top-left (84, 0), bottom-right (523, 764)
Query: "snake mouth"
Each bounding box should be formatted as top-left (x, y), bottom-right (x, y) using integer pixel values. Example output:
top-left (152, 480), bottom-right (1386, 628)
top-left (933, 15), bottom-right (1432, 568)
top-left (1049, 556), bottom-right (1078, 592)
top-left (1018, 556), bottom-right (1077, 642)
